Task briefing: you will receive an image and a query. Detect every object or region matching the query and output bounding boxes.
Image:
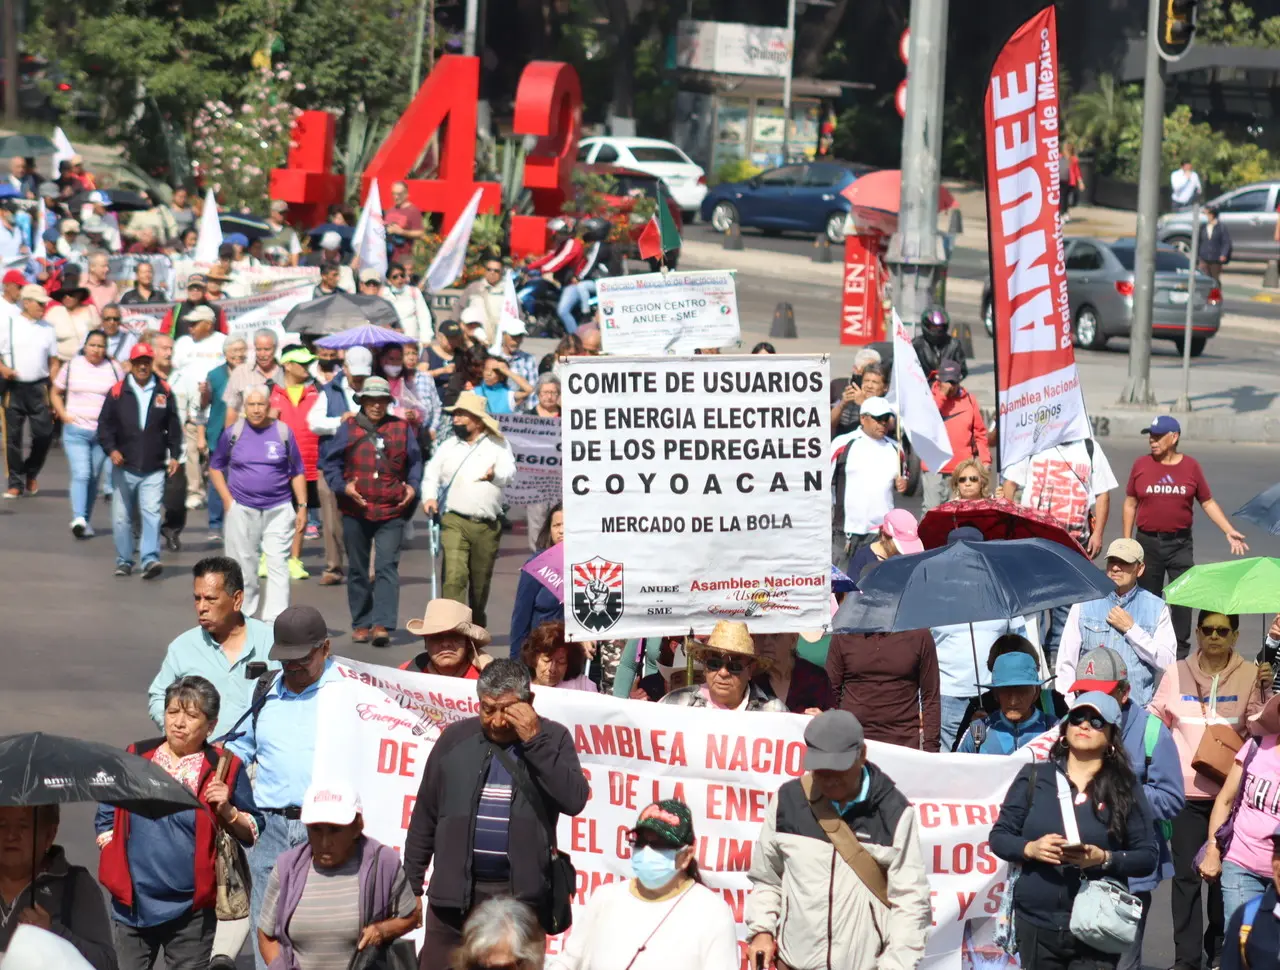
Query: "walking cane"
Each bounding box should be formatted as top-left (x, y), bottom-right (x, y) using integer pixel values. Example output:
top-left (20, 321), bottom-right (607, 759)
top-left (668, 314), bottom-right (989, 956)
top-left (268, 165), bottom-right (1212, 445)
top-left (428, 518), bottom-right (441, 600)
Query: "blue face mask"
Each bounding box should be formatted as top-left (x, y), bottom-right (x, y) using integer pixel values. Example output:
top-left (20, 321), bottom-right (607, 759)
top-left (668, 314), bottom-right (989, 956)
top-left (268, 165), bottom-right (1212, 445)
top-left (631, 845), bottom-right (681, 890)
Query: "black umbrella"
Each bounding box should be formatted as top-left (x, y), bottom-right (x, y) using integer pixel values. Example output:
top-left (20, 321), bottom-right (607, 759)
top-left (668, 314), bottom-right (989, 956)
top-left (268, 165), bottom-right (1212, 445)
top-left (0, 134), bottom-right (56, 156)
top-left (0, 732), bottom-right (201, 818)
top-left (67, 188), bottom-right (152, 212)
top-left (1234, 482), bottom-right (1280, 537)
top-left (283, 292), bottom-right (400, 335)
top-left (219, 213), bottom-right (274, 240)
top-left (306, 222), bottom-right (355, 245)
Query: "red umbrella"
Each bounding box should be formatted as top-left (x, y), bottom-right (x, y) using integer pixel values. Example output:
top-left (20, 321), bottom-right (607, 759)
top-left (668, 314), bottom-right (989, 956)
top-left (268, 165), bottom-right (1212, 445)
top-left (918, 498), bottom-right (1089, 558)
top-left (840, 170), bottom-right (956, 236)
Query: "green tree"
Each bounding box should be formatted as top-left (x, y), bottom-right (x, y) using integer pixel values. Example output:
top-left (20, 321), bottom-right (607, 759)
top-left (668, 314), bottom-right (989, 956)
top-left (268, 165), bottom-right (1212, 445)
top-left (1065, 74), bottom-right (1141, 174)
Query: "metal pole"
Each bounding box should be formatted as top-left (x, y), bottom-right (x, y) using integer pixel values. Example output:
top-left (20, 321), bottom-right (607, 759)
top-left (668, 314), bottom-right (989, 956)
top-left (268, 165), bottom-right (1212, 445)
top-left (411, 0), bottom-right (427, 93)
top-left (2, 0), bottom-right (19, 123)
top-left (463, 0), bottom-right (478, 56)
top-left (887, 0), bottom-right (950, 332)
top-left (1175, 199), bottom-right (1200, 411)
top-left (1120, 0), bottom-right (1165, 406)
top-left (781, 0), bottom-right (796, 164)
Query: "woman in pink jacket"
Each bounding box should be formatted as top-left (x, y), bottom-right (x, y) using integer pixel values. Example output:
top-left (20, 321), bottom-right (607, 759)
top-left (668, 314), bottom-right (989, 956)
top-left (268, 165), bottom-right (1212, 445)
top-left (1149, 610), bottom-right (1267, 970)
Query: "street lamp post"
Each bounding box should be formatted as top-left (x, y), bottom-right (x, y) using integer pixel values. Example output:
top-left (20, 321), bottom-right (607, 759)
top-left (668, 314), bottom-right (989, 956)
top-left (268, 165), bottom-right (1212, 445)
top-left (781, 0), bottom-right (797, 164)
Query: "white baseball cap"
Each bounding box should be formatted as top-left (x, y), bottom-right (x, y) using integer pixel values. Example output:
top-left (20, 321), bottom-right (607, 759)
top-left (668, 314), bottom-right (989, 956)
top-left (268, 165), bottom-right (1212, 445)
top-left (344, 345), bottom-right (374, 377)
top-left (300, 782), bottom-right (362, 826)
top-left (860, 396), bottom-right (895, 419)
top-left (500, 318), bottom-right (528, 337)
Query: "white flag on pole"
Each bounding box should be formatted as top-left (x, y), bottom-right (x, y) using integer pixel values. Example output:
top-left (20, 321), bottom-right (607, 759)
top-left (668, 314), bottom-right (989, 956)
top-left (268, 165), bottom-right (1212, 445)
top-left (488, 272), bottom-right (525, 354)
top-left (888, 309), bottom-right (953, 473)
top-left (352, 178), bottom-right (388, 277)
top-left (52, 127), bottom-right (76, 173)
top-left (422, 188), bottom-right (484, 294)
top-left (193, 189), bottom-right (223, 264)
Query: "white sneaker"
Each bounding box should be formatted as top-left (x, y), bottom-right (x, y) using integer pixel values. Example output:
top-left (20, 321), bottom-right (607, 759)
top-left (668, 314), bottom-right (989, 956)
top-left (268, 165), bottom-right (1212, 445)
top-left (70, 517), bottom-right (88, 539)
top-left (82, 522), bottom-right (96, 537)
top-left (185, 494), bottom-right (205, 510)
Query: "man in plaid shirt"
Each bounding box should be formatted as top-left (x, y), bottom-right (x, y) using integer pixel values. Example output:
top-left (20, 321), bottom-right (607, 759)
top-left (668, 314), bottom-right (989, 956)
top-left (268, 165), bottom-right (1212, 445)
top-left (492, 319), bottom-right (540, 412)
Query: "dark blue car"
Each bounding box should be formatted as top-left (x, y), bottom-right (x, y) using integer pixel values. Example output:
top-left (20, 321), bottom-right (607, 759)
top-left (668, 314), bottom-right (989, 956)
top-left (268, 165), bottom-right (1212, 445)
top-left (700, 161), bottom-right (875, 243)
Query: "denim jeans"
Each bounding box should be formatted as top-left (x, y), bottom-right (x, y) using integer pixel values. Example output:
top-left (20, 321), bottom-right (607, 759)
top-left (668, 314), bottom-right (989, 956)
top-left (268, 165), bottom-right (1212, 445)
top-left (248, 813), bottom-right (308, 970)
top-left (557, 280), bottom-right (595, 333)
top-left (62, 424), bottom-right (107, 523)
top-left (940, 694), bottom-right (975, 752)
top-left (207, 481), bottom-right (225, 531)
top-left (1115, 889), bottom-right (1151, 970)
top-left (343, 515), bottom-right (406, 629)
top-left (112, 467), bottom-right (165, 567)
top-left (1221, 858), bottom-right (1271, 929)
top-left (1042, 602), bottom-right (1072, 671)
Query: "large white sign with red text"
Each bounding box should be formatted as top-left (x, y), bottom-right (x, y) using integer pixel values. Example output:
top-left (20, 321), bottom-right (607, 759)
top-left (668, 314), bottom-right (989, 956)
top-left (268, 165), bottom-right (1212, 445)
top-left (984, 7), bottom-right (1091, 467)
top-left (314, 659), bottom-right (1053, 970)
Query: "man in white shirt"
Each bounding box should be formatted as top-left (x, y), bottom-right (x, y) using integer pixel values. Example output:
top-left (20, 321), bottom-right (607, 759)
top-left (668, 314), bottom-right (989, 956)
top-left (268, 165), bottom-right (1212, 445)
top-left (422, 391), bottom-right (516, 627)
top-left (1054, 538), bottom-right (1177, 707)
top-left (1170, 161), bottom-right (1202, 210)
top-left (830, 395), bottom-right (907, 571)
top-left (170, 306), bottom-right (227, 508)
top-left (0, 285), bottom-right (61, 498)
top-left (1002, 436), bottom-right (1118, 663)
top-left (0, 205), bottom-right (27, 262)
top-left (384, 262), bottom-right (431, 341)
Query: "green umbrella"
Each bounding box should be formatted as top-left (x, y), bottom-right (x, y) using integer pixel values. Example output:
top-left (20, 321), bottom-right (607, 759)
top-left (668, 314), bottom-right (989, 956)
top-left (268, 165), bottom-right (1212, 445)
top-left (1163, 558), bottom-right (1280, 614)
top-left (0, 134), bottom-right (57, 156)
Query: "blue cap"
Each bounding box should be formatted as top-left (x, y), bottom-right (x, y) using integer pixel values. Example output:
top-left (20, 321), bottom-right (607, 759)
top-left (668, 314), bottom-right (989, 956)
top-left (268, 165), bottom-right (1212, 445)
top-left (41, 227), bottom-right (59, 243)
top-left (1141, 415), bottom-right (1181, 436)
top-left (1069, 691), bottom-right (1122, 726)
top-left (948, 526), bottom-right (985, 544)
top-left (226, 232), bottom-right (250, 247)
top-left (978, 652), bottom-right (1046, 689)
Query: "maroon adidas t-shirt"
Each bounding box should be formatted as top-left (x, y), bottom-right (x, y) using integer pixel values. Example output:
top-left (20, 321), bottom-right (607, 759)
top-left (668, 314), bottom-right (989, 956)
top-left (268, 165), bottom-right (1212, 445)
top-left (1126, 454), bottom-right (1211, 532)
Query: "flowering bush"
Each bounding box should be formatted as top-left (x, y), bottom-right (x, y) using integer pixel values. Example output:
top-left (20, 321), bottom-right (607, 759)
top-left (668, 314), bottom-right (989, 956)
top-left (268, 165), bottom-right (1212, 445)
top-left (190, 66), bottom-right (303, 211)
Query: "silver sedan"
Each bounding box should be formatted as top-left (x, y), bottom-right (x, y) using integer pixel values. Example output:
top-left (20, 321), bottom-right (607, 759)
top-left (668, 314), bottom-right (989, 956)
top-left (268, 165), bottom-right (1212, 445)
top-left (981, 237), bottom-right (1222, 356)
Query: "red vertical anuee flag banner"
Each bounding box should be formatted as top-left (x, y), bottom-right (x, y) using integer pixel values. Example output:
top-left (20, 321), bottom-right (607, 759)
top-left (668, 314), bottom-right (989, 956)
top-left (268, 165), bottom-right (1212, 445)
top-left (985, 6), bottom-right (1091, 469)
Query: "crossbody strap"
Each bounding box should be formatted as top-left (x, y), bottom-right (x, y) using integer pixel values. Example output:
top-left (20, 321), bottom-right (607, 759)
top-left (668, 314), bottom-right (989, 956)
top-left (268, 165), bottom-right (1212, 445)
top-left (622, 889), bottom-right (691, 970)
top-left (490, 744), bottom-right (557, 852)
top-left (1054, 771), bottom-right (1083, 845)
top-left (799, 773), bottom-right (890, 907)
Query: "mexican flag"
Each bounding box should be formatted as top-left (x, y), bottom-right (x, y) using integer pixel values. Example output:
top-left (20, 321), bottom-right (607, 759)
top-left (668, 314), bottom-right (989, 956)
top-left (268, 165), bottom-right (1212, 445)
top-left (637, 181), bottom-right (681, 262)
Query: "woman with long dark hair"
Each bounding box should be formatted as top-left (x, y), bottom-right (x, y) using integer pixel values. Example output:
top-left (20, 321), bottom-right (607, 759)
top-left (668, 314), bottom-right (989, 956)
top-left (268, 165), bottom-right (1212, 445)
top-left (990, 692), bottom-right (1159, 969)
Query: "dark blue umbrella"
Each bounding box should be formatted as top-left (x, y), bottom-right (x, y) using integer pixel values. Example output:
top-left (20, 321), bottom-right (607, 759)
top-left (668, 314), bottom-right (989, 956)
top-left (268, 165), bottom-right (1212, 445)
top-left (834, 537), bottom-right (1113, 634)
top-left (831, 564), bottom-right (855, 594)
top-left (219, 213), bottom-right (273, 240)
top-left (1234, 482), bottom-right (1280, 536)
top-left (307, 222), bottom-right (355, 244)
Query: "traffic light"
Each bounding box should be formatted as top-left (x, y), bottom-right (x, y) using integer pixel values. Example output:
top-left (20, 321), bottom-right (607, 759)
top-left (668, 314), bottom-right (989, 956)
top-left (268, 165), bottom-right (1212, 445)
top-left (1158, 0), bottom-right (1197, 61)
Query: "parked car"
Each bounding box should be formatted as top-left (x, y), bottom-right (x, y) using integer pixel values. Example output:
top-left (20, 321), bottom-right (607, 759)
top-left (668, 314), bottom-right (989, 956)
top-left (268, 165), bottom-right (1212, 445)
top-left (700, 161), bottom-right (875, 244)
top-left (572, 164), bottom-right (684, 269)
top-left (577, 137), bottom-right (707, 219)
top-left (1157, 181), bottom-right (1280, 262)
top-left (980, 237), bottom-right (1221, 356)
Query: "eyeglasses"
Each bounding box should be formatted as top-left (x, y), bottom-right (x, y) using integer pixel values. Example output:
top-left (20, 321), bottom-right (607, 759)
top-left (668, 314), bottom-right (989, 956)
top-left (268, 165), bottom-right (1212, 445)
top-left (956, 475), bottom-right (980, 484)
top-left (1068, 710), bottom-right (1106, 731)
top-left (1200, 625), bottom-right (1233, 638)
top-left (102, 316), bottom-right (122, 323)
top-left (702, 653), bottom-right (747, 675)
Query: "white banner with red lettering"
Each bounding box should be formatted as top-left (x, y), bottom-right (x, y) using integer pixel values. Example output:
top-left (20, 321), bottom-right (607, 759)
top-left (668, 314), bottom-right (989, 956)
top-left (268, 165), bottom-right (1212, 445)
top-left (314, 659), bottom-right (1054, 970)
top-left (984, 6), bottom-right (1091, 468)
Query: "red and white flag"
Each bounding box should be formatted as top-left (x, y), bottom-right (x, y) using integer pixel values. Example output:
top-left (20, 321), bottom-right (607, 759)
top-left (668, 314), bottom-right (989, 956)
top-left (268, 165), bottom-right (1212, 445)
top-left (984, 6), bottom-right (1091, 467)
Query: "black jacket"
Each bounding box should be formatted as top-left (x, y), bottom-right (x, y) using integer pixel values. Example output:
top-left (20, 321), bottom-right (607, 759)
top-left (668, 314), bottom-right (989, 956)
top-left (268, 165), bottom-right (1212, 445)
top-left (989, 758), bottom-right (1159, 930)
top-left (1223, 883), bottom-right (1279, 970)
top-left (911, 333), bottom-right (967, 381)
top-left (402, 716), bottom-right (589, 910)
top-left (1198, 221), bottom-right (1233, 264)
top-left (96, 376), bottom-right (182, 474)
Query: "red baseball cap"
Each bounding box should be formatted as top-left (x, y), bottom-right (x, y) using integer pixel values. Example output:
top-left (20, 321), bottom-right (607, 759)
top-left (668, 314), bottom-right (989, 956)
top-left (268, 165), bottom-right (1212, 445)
top-left (3, 270), bottom-right (27, 286)
top-left (129, 343), bottom-right (155, 361)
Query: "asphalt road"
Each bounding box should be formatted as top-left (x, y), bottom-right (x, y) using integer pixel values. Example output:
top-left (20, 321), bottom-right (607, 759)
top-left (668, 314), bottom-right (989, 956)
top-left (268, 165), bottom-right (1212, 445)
top-left (2, 440), bottom-right (1275, 969)
top-left (687, 222), bottom-right (1280, 324)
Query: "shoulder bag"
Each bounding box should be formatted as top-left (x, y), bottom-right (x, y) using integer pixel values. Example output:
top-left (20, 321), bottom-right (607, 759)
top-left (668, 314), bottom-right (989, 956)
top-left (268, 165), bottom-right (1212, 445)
top-left (1194, 738), bottom-right (1260, 872)
top-left (212, 751), bottom-right (251, 921)
top-left (348, 844), bottom-right (417, 970)
top-left (491, 745), bottom-right (575, 934)
top-left (799, 773), bottom-right (890, 907)
top-left (1192, 694), bottom-right (1244, 785)
top-left (1055, 771), bottom-right (1142, 954)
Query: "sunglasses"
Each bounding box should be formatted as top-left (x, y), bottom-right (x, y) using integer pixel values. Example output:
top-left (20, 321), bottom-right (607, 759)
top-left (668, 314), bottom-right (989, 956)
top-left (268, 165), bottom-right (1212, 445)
top-left (1200, 625), bottom-right (1233, 638)
top-left (102, 316), bottom-right (122, 323)
top-left (956, 475), bottom-right (981, 484)
top-left (388, 273), bottom-right (405, 280)
top-left (1068, 710), bottom-right (1106, 731)
top-left (702, 653), bottom-right (747, 675)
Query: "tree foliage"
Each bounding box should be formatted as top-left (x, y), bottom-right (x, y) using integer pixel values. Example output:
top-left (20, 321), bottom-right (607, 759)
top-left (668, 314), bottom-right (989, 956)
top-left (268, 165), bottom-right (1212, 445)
top-left (1196, 0), bottom-right (1280, 46)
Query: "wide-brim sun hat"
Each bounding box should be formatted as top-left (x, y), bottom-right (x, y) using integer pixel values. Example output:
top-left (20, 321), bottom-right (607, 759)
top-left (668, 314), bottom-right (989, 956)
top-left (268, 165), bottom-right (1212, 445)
top-left (405, 598), bottom-right (493, 645)
top-left (445, 390), bottom-right (503, 438)
top-left (688, 619), bottom-right (772, 671)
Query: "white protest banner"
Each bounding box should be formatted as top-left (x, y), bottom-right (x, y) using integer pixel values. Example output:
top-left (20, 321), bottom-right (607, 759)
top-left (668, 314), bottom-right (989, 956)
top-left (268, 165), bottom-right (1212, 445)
top-left (598, 270), bottom-right (740, 356)
top-left (313, 659), bottom-right (1046, 970)
top-left (495, 413), bottom-right (561, 507)
top-left (117, 284), bottom-right (314, 341)
top-left (561, 355), bottom-right (830, 638)
top-left (171, 259), bottom-right (320, 295)
top-left (889, 309), bottom-right (953, 473)
top-left (108, 254), bottom-right (175, 295)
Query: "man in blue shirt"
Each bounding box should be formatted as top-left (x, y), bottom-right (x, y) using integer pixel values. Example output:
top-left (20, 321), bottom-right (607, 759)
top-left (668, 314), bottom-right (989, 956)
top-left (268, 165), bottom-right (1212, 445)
top-left (146, 556), bottom-right (277, 733)
top-left (227, 604), bottom-right (338, 970)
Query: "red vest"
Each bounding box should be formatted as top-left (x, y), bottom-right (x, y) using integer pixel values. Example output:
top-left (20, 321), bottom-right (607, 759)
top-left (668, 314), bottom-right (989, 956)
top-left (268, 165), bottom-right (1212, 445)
top-left (97, 739), bottom-right (242, 912)
top-left (269, 381), bottom-right (322, 480)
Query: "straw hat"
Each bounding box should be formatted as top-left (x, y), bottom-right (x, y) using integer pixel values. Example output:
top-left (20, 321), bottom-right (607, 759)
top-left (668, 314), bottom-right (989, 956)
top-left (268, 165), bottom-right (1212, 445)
top-left (406, 598), bottom-right (492, 645)
top-left (445, 390), bottom-right (503, 438)
top-left (690, 620), bottom-right (772, 670)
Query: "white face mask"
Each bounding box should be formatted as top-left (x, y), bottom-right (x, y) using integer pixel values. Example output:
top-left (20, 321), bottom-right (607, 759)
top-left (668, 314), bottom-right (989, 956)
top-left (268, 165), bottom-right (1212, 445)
top-left (383, 364), bottom-right (403, 378)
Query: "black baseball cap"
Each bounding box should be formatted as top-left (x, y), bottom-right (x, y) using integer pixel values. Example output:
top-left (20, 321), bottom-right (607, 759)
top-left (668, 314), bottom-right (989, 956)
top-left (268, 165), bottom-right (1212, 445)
top-left (269, 605), bottom-right (329, 661)
top-left (938, 360), bottom-right (963, 383)
top-left (439, 321), bottom-right (463, 339)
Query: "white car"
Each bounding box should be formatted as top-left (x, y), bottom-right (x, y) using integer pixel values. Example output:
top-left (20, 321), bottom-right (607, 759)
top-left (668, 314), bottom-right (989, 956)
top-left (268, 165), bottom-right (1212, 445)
top-left (577, 137), bottom-right (707, 218)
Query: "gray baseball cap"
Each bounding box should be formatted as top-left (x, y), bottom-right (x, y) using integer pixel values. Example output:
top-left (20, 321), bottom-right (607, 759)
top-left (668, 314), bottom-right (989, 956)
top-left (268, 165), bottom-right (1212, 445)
top-left (803, 710), bottom-right (865, 772)
top-left (1070, 646), bottom-right (1128, 693)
